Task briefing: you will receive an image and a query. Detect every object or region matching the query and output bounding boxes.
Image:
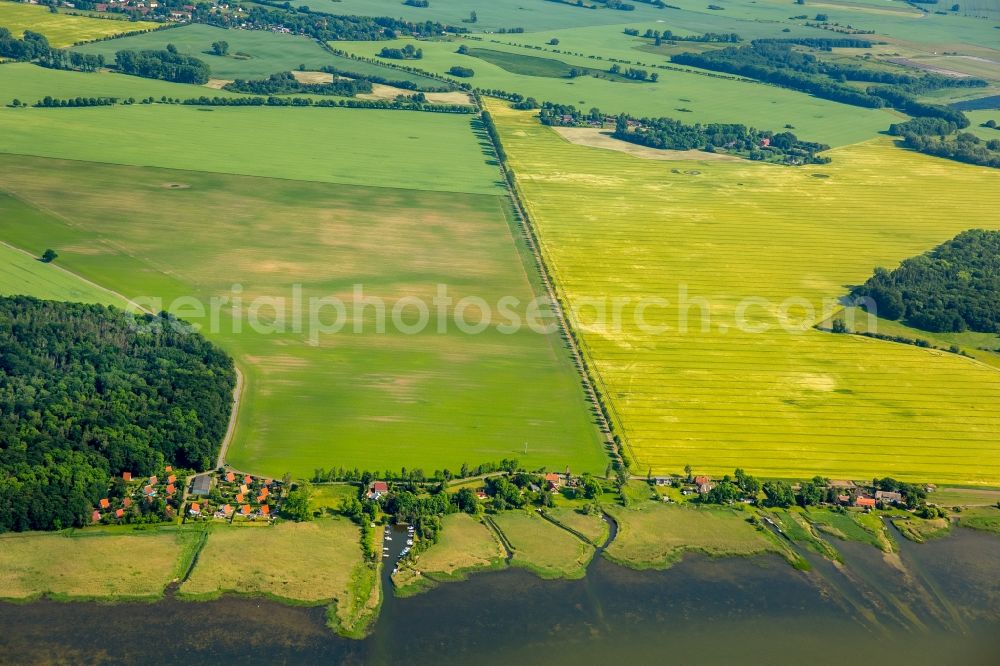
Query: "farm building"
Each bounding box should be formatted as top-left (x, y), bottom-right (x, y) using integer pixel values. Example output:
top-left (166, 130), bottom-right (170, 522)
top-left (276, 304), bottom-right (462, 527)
top-left (875, 490), bottom-right (904, 504)
top-left (190, 475), bottom-right (212, 496)
top-left (368, 481), bottom-right (389, 500)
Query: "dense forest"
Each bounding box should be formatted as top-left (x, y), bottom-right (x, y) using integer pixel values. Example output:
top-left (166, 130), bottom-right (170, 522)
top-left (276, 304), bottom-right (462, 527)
top-left (851, 229), bottom-right (1000, 333)
top-left (115, 47), bottom-right (210, 84)
top-left (0, 297), bottom-right (236, 532)
top-left (223, 71), bottom-right (372, 96)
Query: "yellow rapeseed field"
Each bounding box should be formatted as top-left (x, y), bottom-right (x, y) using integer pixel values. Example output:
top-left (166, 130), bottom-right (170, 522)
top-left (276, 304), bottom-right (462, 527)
top-left (489, 100), bottom-right (1000, 485)
top-left (0, 3), bottom-right (159, 48)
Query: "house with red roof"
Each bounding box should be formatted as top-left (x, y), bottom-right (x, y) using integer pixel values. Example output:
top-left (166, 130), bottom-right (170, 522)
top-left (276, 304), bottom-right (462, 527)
top-left (149, 475), bottom-right (158, 486)
top-left (122, 472), bottom-right (132, 482)
top-left (99, 498), bottom-right (110, 509)
top-left (855, 497), bottom-right (876, 509)
top-left (235, 493), bottom-right (244, 503)
top-left (244, 475), bottom-right (252, 486)
top-left (123, 497), bottom-right (133, 508)
top-left (115, 509), bottom-right (125, 519)
top-left (544, 473), bottom-right (562, 491)
top-left (241, 504), bottom-right (252, 516)
top-left (143, 485), bottom-right (155, 497)
top-left (92, 510), bottom-right (102, 523)
top-left (260, 504), bottom-right (270, 516)
top-left (165, 466), bottom-right (173, 473)
top-left (225, 471), bottom-right (236, 483)
top-left (167, 475), bottom-right (176, 484)
top-left (166, 484), bottom-right (176, 496)
top-left (367, 481), bottom-right (389, 500)
top-left (189, 502), bottom-right (201, 515)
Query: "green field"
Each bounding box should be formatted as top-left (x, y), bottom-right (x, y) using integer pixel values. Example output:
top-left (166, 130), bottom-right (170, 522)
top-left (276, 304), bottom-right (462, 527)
top-left (489, 100), bottom-right (1000, 485)
top-left (0, 62), bottom-right (247, 108)
top-left (0, 527), bottom-right (200, 600)
top-left (604, 503), bottom-right (777, 569)
top-left (0, 2), bottom-right (160, 48)
top-left (340, 38), bottom-right (894, 147)
top-left (492, 510), bottom-right (595, 578)
top-left (0, 153), bottom-right (607, 478)
top-left (0, 96), bottom-right (499, 196)
top-left (305, 0), bottom-right (671, 32)
top-left (0, 234), bottom-right (124, 307)
top-left (72, 23), bottom-right (445, 86)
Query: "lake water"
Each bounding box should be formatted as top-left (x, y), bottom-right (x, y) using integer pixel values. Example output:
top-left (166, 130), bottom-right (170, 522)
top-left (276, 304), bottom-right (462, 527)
top-left (1, 526), bottom-right (997, 665)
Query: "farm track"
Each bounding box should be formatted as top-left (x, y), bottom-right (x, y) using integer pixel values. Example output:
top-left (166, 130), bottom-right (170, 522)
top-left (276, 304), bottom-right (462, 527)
top-left (480, 103), bottom-right (621, 469)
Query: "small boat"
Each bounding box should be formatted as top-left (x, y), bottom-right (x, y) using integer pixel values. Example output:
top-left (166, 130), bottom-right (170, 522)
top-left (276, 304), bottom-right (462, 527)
top-left (384, 536), bottom-right (392, 541)
top-left (406, 539), bottom-right (414, 546)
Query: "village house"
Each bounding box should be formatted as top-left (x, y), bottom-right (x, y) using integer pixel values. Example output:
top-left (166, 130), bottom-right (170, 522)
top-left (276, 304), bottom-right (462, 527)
top-left (693, 475), bottom-right (715, 494)
top-left (122, 472), bottom-right (132, 482)
top-left (855, 496), bottom-right (876, 509)
top-left (544, 473), bottom-right (562, 491)
top-left (368, 481), bottom-right (389, 500)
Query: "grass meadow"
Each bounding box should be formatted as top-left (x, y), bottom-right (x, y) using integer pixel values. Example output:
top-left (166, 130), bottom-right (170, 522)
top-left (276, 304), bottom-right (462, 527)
top-left (179, 520), bottom-right (364, 603)
top-left (489, 100), bottom-right (1000, 485)
top-left (341, 38), bottom-right (893, 147)
top-left (0, 153), bottom-right (607, 478)
top-left (604, 503), bottom-right (777, 570)
top-left (0, 2), bottom-right (159, 48)
top-left (393, 513), bottom-right (507, 595)
top-left (492, 510), bottom-right (595, 579)
top-left (544, 506), bottom-right (608, 546)
top-left (0, 527), bottom-right (200, 600)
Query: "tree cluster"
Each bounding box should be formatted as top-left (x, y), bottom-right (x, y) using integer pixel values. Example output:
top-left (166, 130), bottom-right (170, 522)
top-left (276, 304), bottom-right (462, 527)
top-left (630, 27), bottom-right (741, 43)
top-left (671, 41), bottom-right (982, 123)
top-left (223, 71), bottom-right (372, 96)
top-left (851, 229), bottom-right (1000, 333)
top-left (204, 2), bottom-right (453, 42)
top-left (0, 27), bottom-right (104, 72)
top-left (0, 297), bottom-right (236, 532)
top-left (115, 47), bottom-right (210, 84)
top-left (378, 44), bottom-right (423, 60)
